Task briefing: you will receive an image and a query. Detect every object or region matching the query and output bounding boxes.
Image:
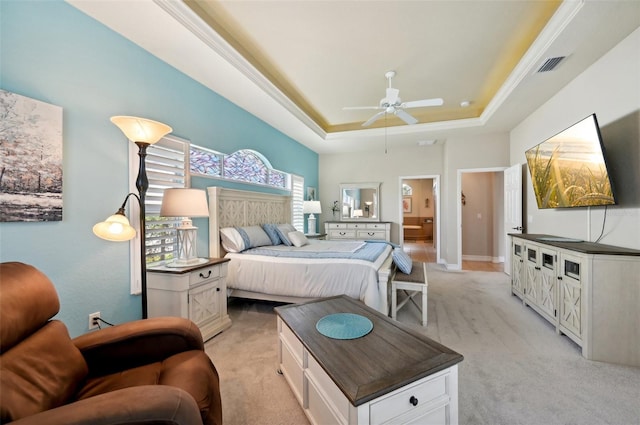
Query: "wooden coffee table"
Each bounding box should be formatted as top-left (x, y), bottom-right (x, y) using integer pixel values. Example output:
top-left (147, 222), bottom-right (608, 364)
top-left (275, 295), bottom-right (463, 425)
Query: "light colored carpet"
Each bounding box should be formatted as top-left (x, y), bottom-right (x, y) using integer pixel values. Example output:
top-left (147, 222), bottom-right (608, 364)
top-left (205, 264), bottom-right (640, 425)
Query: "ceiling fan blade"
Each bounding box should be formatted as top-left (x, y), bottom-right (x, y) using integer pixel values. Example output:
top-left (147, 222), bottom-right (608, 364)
top-left (343, 106), bottom-right (383, 110)
top-left (402, 98), bottom-right (444, 108)
top-left (395, 109), bottom-right (418, 125)
top-left (385, 88), bottom-right (400, 105)
top-left (362, 111), bottom-right (386, 127)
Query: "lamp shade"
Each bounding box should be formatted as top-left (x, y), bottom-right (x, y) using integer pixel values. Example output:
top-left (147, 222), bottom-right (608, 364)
top-left (353, 209), bottom-right (364, 217)
top-left (110, 116), bottom-right (172, 145)
top-left (303, 200), bottom-right (322, 214)
top-left (93, 213), bottom-right (136, 241)
top-left (160, 188), bottom-right (209, 218)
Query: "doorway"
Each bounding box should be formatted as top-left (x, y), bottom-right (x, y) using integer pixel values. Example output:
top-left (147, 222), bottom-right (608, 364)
top-left (457, 168), bottom-right (506, 271)
top-left (400, 175), bottom-right (440, 264)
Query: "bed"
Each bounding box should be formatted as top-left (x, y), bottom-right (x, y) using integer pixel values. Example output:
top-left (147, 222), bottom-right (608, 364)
top-left (207, 187), bottom-right (394, 313)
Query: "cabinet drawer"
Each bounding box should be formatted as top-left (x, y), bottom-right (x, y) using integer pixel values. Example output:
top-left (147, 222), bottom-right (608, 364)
top-left (189, 266), bottom-right (220, 286)
top-left (307, 354), bottom-right (349, 422)
top-left (369, 372), bottom-right (448, 424)
top-left (280, 321), bottom-right (304, 365)
top-left (327, 223), bottom-right (348, 230)
top-left (349, 223), bottom-right (367, 229)
top-left (281, 338), bottom-right (304, 405)
top-left (366, 223), bottom-right (387, 230)
top-left (357, 230), bottom-right (386, 240)
top-left (329, 230), bottom-right (356, 239)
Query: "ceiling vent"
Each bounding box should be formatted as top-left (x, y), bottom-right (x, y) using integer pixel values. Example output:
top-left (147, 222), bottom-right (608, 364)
top-left (536, 56), bottom-right (566, 73)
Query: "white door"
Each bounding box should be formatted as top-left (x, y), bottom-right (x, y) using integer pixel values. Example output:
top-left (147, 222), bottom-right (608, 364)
top-left (504, 164), bottom-right (523, 275)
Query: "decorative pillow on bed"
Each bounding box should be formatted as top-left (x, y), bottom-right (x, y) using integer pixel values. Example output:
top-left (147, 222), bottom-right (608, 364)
top-left (236, 226), bottom-right (272, 249)
top-left (392, 247), bottom-right (413, 274)
top-left (220, 227), bottom-right (245, 252)
top-left (275, 223), bottom-right (297, 246)
top-left (261, 223), bottom-right (282, 245)
top-left (220, 226), bottom-right (272, 252)
top-left (288, 231), bottom-right (309, 247)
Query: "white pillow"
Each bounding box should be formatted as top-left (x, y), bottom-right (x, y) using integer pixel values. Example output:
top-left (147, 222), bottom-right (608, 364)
top-left (237, 226), bottom-right (272, 249)
top-left (220, 227), bottom-right (244, 252)
top-left (288, 231), bottom-right (309, 248)
top-left (220, 226), bottom-right (272, 252)
top-left (275, 223), bottom-right (297, 246)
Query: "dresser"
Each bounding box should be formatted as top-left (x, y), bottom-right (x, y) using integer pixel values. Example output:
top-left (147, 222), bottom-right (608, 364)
top-left (324, 221), bottom-right (391, 242)
top-left (147, 258), bottom-right (231, 341)
top-left (510, 234), bottom-right (640, 367)
top-left (275, 296), bottom-right (463, 425)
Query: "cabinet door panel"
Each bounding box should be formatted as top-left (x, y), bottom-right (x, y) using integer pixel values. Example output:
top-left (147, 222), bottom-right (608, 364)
top-left (188, 282), bottom-right (220, 327)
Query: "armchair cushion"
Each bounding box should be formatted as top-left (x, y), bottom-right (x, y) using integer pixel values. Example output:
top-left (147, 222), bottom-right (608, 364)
top-left (0, 320), bottom-right (88, 422)
top-left (8, 386), bottom-right (203, 425)
top-left (73, 316), bottom-right (204, 378)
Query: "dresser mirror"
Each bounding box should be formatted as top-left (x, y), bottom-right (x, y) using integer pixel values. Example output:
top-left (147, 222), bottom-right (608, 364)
top-left (339, 182), bottom-right (380, 221)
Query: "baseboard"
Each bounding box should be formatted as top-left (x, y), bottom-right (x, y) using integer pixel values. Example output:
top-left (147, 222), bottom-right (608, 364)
top-left (462, 255), bottom-right (492, 262)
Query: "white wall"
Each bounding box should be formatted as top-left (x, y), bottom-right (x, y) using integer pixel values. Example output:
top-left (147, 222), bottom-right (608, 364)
top-left (510, 27), bottom-right (640, 249)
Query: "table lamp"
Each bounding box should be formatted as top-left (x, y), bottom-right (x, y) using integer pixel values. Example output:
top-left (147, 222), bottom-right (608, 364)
top-left (160, 188), bottom-right (210, 267)
top-left (303, 200), bottom-right (322, 235)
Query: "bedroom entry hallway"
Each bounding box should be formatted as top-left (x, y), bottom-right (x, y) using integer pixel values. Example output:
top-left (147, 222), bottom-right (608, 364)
top-left (403, 241), bottom-right (503, 272)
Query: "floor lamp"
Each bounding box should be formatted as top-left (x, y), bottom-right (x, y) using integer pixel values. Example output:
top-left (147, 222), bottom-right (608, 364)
top-left (93, 116), bottom-right (172, 319)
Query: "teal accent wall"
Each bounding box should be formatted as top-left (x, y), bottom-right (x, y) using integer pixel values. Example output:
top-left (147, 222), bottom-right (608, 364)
top-left (0, 0), bottom-right (318, 337)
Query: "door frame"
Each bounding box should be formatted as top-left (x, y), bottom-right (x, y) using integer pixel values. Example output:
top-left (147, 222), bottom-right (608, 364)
top-left (399, 174), bottom-right (442, 264)
top-left (456, 167), bottom-right (507, 271)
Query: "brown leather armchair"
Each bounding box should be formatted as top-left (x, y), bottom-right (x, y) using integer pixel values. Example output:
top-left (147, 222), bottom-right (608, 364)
top-left (0, 262), bottom-right (223, 425)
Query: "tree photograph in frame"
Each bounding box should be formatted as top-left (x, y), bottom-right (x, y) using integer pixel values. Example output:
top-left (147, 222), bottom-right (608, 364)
top-left (0, 90), bottom-right (63, 221)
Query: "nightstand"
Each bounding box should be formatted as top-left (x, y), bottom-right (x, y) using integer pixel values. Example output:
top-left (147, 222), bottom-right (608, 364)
top-left (305, 233), bottom-right (327, 240)
top-left (147, 258), bottom-right (231, 341)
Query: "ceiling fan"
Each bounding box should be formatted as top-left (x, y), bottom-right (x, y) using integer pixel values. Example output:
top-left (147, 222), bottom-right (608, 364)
top-left (344, 71), bottom-right (443, 127)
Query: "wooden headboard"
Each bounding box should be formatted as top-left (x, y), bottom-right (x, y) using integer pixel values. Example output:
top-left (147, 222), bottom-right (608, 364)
top-left (207, 186), bottom-right (292, 258)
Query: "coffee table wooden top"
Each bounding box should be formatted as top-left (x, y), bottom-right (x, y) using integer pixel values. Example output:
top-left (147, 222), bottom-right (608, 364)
top-left (275, 295), bottom-right (463, 406)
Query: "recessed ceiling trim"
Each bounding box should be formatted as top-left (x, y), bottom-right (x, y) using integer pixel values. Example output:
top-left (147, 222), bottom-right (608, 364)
top-left (479, 0), bottom-right (584, 125)
top-left (325, 117), bottom-right (483, 140)
top-left (154, 0), bottom-right (328, 140)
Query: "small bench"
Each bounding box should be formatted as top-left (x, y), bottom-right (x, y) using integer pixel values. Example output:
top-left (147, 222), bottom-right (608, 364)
top-left (391, 261), bottom-right (428, 326)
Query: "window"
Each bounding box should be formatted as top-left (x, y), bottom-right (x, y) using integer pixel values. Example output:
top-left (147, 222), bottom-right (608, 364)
top-left (129, 135), bottom-right (188, 294)
top-left (292, 175), bottom-right (304, 232)
top-left (190, 145), bottom-right (290, 190)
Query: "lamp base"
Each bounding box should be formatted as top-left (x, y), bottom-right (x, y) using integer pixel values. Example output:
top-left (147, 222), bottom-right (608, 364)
top-left (166, 257), bottom-right (209, 268)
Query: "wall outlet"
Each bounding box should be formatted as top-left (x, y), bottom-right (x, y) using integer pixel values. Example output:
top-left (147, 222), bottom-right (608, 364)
top-left (88, 312), bottom-right (101, 330)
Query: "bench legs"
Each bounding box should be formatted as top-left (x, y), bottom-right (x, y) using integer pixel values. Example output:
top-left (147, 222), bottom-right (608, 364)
top-left (391, 281), bottom-right (428, 327)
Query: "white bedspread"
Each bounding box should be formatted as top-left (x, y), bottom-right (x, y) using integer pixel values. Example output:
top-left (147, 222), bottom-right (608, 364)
top-left (225, 243), bottom-right (392, 309)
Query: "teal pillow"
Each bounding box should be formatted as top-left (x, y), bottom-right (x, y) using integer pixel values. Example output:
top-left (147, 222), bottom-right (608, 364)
top-left (261, 223), bottom-right (282, 245)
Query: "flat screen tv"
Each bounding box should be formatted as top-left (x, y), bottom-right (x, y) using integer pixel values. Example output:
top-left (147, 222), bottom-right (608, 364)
top-left (525, 114), bottom-right (617, 209)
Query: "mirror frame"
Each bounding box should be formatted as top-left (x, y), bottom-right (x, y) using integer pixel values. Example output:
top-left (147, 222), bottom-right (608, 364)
top-left (339, 182), bottom-right (381, 221)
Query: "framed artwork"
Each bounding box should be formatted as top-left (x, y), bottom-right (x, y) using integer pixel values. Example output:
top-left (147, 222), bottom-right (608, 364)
top-left (403, 197), bottom-right (412, 213)
top-left (306, 186), bottom-right (317, 201)
top-left (0, 90), bottom-right (63, 222)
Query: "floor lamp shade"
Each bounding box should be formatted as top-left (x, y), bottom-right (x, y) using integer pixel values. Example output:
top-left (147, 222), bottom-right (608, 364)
top-left (93, 212), bottom-right (136, 241)
top-left (110, 116), bottom-right (172, 144)
top-left (160, 188), bottom-right (210, 267)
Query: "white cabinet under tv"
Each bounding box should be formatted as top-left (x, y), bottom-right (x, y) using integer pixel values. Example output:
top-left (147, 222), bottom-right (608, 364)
top-left (510, 234), bottom-right (640, 367)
